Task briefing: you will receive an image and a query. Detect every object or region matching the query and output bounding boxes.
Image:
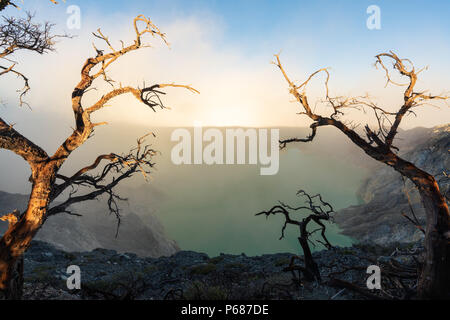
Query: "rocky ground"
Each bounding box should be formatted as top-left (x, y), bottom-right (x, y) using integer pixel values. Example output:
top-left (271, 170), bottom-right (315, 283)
top-left (22, 240), bottom-right (423, 300)
top-left (12, 126), bottom-right (446, 300)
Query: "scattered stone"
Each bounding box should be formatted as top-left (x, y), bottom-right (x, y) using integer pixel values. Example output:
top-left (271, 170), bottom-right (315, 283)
top-left (21, 240), bottom-right (423, 300)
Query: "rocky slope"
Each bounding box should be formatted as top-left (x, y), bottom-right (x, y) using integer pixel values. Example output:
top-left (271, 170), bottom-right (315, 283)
top-left (0, 190), bottom-right (179, 258)
top-left (335, 124), bottom-right (449, 244)
top-left (22, 240), bottom-right (422, 300)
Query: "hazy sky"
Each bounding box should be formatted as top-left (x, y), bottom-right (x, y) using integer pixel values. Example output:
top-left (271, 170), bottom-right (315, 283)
top-left (0, 0), bottom-right (449, 132)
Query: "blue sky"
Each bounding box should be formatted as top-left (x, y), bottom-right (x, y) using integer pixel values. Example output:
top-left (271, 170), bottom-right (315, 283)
top-left (1, 0), bottom-right (449, 129)
top-left (0, 0), bottom-right (449, 190)
top-left (49, 0), bottom-right (450, 83)
top-left (85, 0), bottom-right (450, 53)
top-left (22, 0), bottom-right (447, 59)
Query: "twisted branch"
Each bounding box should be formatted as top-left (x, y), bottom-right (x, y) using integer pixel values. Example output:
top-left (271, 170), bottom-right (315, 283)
top-left (256, 190), bottom-right (335, 282)
top-left (275, 51), bottom-right (449, 154)
top-left (48, 134), bottom-right (158, 235)
top-left (51, 15), bottom-right (198, 168)
top-left (0, 12), bottom-right (69, 106)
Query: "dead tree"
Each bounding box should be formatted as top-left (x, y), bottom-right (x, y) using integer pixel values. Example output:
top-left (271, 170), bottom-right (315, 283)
top-left (256, 190), bottom-right (334, 283)
top-left (273, 51), bottom-right (449, 299)
top-left (0, 15), bottom-right (198, 299)
top-left (0, 12), bottom-right (67, 106)
top-left (0, 0), bottom-right (56, 11)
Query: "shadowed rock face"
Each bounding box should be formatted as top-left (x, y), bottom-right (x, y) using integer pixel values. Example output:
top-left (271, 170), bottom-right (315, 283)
top-left (336, 124), bottom-right (449, 245)
top-left (0, 190), bottom-right (179, 258)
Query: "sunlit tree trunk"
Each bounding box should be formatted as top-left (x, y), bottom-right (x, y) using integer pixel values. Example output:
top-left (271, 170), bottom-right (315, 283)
top-left (0, 14), bottom-right (197, 299)
top-left (0, 169), bottom-right (53, 299)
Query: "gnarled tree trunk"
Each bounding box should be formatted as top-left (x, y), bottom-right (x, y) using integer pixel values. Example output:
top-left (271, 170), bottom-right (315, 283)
top-left (273, 51), bottom-right (450, 299)
top-left (257, 190), bottom-right (334, 284)
top-left (0, 15), bottom-right (197, 300)
top-left (392, 156), bottom-right (450, 299)
top-left (416, 180), bottom-right (450, 299)
top-left (0, 257), bottom-right (23, 300)
top-left (0, 170), bottom-right (53, 299)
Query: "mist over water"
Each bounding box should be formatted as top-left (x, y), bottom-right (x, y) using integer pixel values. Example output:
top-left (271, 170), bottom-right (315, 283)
top-left (149, 148), bottom-right (367, 256)
top-left (0, 125), bottom-right (369, 257)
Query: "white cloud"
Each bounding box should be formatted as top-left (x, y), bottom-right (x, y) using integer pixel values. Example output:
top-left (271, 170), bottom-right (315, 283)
top-left (1, 5), bottom-right (448, 142)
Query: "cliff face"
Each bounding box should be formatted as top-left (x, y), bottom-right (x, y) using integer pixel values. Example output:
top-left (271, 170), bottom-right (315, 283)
top-left (335, 125), bottom-right (449, 244)
top-left (0, 190), bottom-right (179, 258)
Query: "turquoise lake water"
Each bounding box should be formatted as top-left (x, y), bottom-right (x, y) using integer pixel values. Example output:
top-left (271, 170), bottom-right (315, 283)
top-left (151, 147), bottom-right (367, 256)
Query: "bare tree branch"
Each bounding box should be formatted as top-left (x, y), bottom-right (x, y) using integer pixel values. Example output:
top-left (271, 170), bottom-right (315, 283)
top-left (275, 51), bottom-right (449, 153)
top-left (51, 15), bottom-right (198, 169)
top-left (48, 134), bottom-right (158, 233)
top-left (0, 0), bottom-right (58, 11)
top-left (0, 117), bottom-right (48, 164)
top-left (0, 12), bottom-right (69, 106)
top-left (256, 190), bottom-right (335, 282)
top-left (0, 210), bottom-right (19, 227)
top-left (273, 50), bottom-right (450, 298)
top-left (0, 14), bottom-right (197, 298)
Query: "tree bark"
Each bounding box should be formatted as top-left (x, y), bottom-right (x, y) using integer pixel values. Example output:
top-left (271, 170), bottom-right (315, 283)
top-left (0, 256), bottom-right (23, 300)
top-left (0, 168), bottom-right (53, 299)
top-left (298, 236), bottom-right (320, 281)
top-left (390, 156), bottom-right (450, 299)
top-left (274, 51), bottom-right (450, 299)
top-left (416, 182), bottom-right (450, 299)
top-left (0, 14), bottom-right (191, 300)
top-left (306, 122), bottom-right (450, 298)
